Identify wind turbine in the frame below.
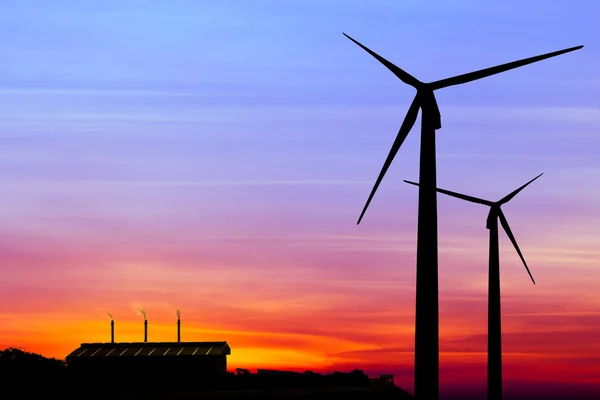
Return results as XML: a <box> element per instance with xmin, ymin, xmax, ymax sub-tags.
<box><xmin>404</xmin><ymin>173</ymin><xmax>542</xmax><ymax>400</ymax></box>
<box><xmin>343</xmin><ymin>32</ymin><xmax>582</xmax><ymax>400</ymax></box>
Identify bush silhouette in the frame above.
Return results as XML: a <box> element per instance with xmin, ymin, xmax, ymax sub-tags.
<box><xmin>0</xmin><ymin>347</ymin><xmax>65</xmax><ymax>368</ymax></box>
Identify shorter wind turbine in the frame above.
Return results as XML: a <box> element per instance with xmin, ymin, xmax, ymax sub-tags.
<box><xmin>404</xmin><ymin>173</ymin><xmax>542</xmax><ymax>400</ymax></box>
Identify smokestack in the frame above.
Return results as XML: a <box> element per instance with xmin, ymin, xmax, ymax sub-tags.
<box><xmin>177</xmin><ymin>310</ymin><xmax>181</xmax><ymax>342</ymax></box>
<box><xmin>138</xmin><ymin>308</ymin><xmax>147</xmax><ymax>342</ymax></box>
<box><xmin>107</xmin><ymin>313</ymin><xmax>114</xmax><ymax>343</ymax></box>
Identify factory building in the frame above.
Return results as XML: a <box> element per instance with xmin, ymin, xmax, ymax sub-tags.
<box><xmin>66</xmin><ymin>312</ymin><xmax>231</xmax><ymax>375</ymax></box>
<box><xmin>66</xmin><ymin>341</ymin><xmax>230</xmax><ymax>373</ymax></box>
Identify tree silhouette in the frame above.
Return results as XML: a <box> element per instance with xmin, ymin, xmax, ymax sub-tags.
<box><xmin>0</xmin><ymin>347</ymin><xmax>65</xmax><ymax>368</ymax></box>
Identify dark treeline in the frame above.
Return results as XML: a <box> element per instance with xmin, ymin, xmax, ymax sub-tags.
<box><xmin>1</xmin><ymin>348</ymin><xmax>411</xmax><ymax>398</ymax></box>
<box><xmin>0</xmin><ymin>347</ymin><xmax>65</xmax><ymax>368</ymax></box>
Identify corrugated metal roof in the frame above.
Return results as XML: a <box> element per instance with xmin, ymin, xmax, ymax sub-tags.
<box><xmin>66</xmin><ymin>341</ymin><xmax>230</xmax><ymax>360</ymax></box>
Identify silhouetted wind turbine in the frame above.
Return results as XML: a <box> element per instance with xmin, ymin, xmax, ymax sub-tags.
<box><xmin>405</xmin><ymin>173</ymin><xmax>542</xmax><ymax>400</ymax></box>
<box><xmin>343</xmin><ymin>32</ymin><xmax>582</xmax><ymax>400</ymax></box>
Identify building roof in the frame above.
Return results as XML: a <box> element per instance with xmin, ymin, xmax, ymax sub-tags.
<box><xmin>66</xmin><ymin>341</ymin><xmax>230</xmax><ymax>360</ymax></box>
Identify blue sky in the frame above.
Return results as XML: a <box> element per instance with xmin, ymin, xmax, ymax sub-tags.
<box><xmin>0</xmin><ymin>0</ymin><xmax>597</xmax><ymax>249</ymax></box>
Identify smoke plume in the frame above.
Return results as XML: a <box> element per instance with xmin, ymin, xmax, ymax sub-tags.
<box><xmin>138</xmin><ymin>308</ymin><xmax>147</xmax><ymax>319</ymax></box>
<box><xmin>176</xmin><ymin>309</ymin><xmax>180</xmax><ymax>319</ymax></box>
<box><xmin>107</xmin><ymin>313</ymin><xmax>113</xmax><ymax>321</ymax></box>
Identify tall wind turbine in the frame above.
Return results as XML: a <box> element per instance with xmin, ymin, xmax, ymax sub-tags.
<box><xmin>343</xmin><ymin>32</ymin><xmax>582</xmax><ymax>400</ymax></box>
<box><xmin>405</xmin><ymin>173</ymin><xmax>542</xmax><ymax>400</ymax></box>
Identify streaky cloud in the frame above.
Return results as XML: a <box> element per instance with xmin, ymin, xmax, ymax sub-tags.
<box><xmin>0</xmin><ymin>179</ymin><xmax>372</xmax><ymax>191</ymax></box>
<box><xmin>0</xmin><ymin>88</ymin><xmax>207</xmax><ymax>97</ymax></box>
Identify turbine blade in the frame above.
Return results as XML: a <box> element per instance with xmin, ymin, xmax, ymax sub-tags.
<box><xmin>498</xmin><ymin>173</ymin><xmax>543</xmax><ymax>205</ymax></box>
<box><xmin>343</xmin><ymin>33</ymin><xmax>422</xmax><ymax>88</ymax></box>
<box><xmin>498</xmin><ymin>210</ymin><xmax>536</xmax><ymax>285</ymax></box>
<box><xmin>357</xmin><ymin>96</ymin><xmax>421</xmax><ymax>224</ymax></box>
<box><xmin>429</xmin><ymin>45</ymin><xmax>584</xmax><ymax>90</ymax></box>
<box><xmin>403</xmin><ymin>180</ymin><xmax>494</xmax><ymax>206</ymax></box>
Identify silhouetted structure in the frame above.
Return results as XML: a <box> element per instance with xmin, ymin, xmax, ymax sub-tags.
<box><xmin>107</xmin><ymin>312</ymin><xmax>115</xmax><ymax>343</ymax></box>
<box><xmin>177</xmin><ymin>309</ymin><xmax>181</xmax><ymax>342</ymax></box>
<box><xmin>67</xmin><ymin>310</ymin><xmax>231</xmax><ymax>373</ymax></box>
<box><xmin>66</xmin><ymin>341</ymin><xmax>231</xmax><ymax>373</ymax></box>
<box><xmin>137</xmin><ymin>308</ymin><xmax>148</xmax><ymax>342</ymax></box>
<box><xmin>405</xmin><ymin>174</ymin><xmax>541</xmax><ymax>400</ymax></box>
<box><xmin>343</xmin><ymin>32</ymin><xmax>582</xmax><ymax>400</ymax></box>
<box><xmin>371</xmin><ymin>374</ymin><xmax>396</xmax><ymax>387</ymax></box>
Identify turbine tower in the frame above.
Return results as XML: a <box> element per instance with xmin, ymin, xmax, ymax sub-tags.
<box><xmin>343</xmin><ymin>32</ymin><xmax>581</xmax><ymax>400</ymax></box>
<box><xmin>405</xmin><ymin>173</ymin><xmax>542</xmax><ymax>400</ymax></box>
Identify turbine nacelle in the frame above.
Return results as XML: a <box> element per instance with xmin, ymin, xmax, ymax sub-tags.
<box><xmin>486</xmin><ymin>207</ymin><xmax>500</xmax><ymax>230</ymax></box>
<box><xmin>417</xmin><ymin>89</ymin><xmax>441</xmax><ymax>130</ymax></box>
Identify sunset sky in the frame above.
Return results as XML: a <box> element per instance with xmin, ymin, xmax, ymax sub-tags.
<box><xmin>0</xmin><ymin>1</ymin><xmax>599</xmax><ymax>399</ymax></box>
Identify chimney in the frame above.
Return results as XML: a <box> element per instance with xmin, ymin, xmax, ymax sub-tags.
<box><xmin>144</xmin><ymin>319</ymin><xmax>148</xmax><ymax>342</ymax></box>
<box><xmin>177</xmin><ymin>318</ymin><xmax>181</xmax><ymax>342</ymax></box>
<box><xmin>111</xmin><ymin>320</ymin><xmax>115</xmax><ymax>343</ymax></box>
